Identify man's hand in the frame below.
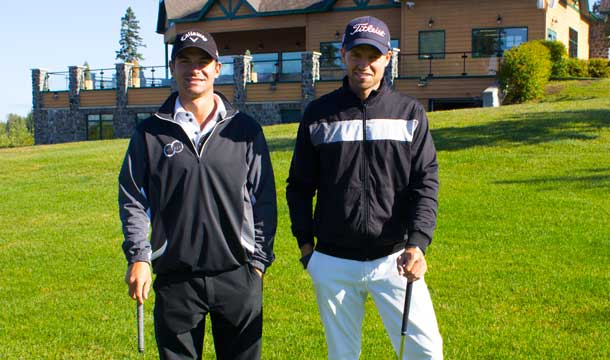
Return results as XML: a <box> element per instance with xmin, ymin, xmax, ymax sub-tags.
<box><xmin>299</xmin><ymin>243</ymin><xmax>314</xmax><ymax>269</ymax></box>
<box><xmin>125</xmin><ymin>261</ymin><xmax>152</xmax><ymax>304</ymax></box>
<box><xmin>253</xmin><ymin>267</ymin><xmax>264</xmax><ymax>278</ymax></box>
<box><xmin>397</xmin><ymin>247</ymin><xmax>427</xmax><ymax>282</ymax></box>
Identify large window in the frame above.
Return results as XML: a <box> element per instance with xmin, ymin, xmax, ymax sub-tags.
<box><xmin>472</xmin><ymin>27</ymin><xmax>528</xmax><ymax>57</ymax></box>
<box><xmin>569</xmin><ymin>28</ymin><xmax>578</xmax><ymax>58</ymax></box>
<box><xmin>87</xmin><ymin>114</ymin><xmax>114</xmax><ymax>140</ymax></box>
<box><xmin>419</xmin><ymin>31</ymin><xmax>445</xmax><ymax>59</ymax></box>
<box><xmin>218</xmin><ymin>56</ymin><xmax>234</xmax><ymax>84</ymax></box>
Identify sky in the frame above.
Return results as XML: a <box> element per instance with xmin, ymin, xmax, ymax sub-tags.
<box><xmin>0</xmin><ymin>1</ymin><xmax>166</xmax><ymax>121</ymax></box>
<box><xmin>0</xmin><ymin>1</ymin><xmax>600</xmax><ymax>122</ymax></box>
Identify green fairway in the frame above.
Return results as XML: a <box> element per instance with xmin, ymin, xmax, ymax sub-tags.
<box><xmin>0</xmin><ymin>80</ymin><xmax>609</xmax><ymax>359</ymax></box>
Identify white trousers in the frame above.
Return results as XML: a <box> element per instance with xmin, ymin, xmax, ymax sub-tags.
<box><xmin>307</xmin><ymin>250</ymin><xmax>443</xmax><ymax>360</ymax></box>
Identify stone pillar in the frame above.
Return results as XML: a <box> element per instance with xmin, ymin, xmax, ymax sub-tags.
<box><xmin>68</xmin><ymin>66</ymin><xmax>87</xmax><ymax>141</ymax></box>
<box><xmin>32</xmin><ymin>68</ymin><xmax>47</xmax><ymax>144</ymax></box>
<box><xmin>114</xmin><ymin>63</ymin><xmax>133</xmax><ymax>138</ymax></box>
<box><xmin>68</xmin><ymin>66</ymin><xmax>84</xmax><ymax>110</ymax></box>
<box><xmin>233</xmin><ymin>55</ymin><xmax>252</xmax><ymax>107</ymax></box>
<box><xmin>384</xmin><ymin>48</ymin><xmax>400</xmax><ymax>88</ymax></box>
<box><xmin>301</xmin><ymin>51</ymin><xmax>321</xmax><ymax>112</ymax></box>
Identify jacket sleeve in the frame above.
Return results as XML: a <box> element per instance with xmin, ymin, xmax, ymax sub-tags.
<box><xmin>406</xmin><ymin>104</ymin><xmax>439</xmax><ymax>253</ymax></box>
<box><xmin>247</xmin><ymin>129</ymin><xmax>278</xmax><ymax>273</ymax></box>
<box><xmin>118</xmin><ymin>130</ymin><xmax>152</xmax><ymax>264</ymax></box>
<box><xmin>286</xmin><ymin>106</ymin><xmax>318</xmax><ymax>249</ymax></box>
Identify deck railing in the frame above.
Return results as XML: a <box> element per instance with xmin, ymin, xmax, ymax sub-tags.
<box><xmin>398</xmin><ymin>51</ymin><xmax>501</xmax><ymax>78</ymax></box>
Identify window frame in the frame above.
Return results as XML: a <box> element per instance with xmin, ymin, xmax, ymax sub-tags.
<box><xmin>471</xmin><ymin>27</ymin><xmax>528</xmax><ymax>58</ymax></box>
<box><xmin>418</xmin><ymin>30</ymin><xmax>446</xmax><ymax>59</ymax></box>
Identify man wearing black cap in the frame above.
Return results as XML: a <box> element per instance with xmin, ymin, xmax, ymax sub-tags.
<box><xmin>287</xmin><ymin>16</ymin><xmax>443</xmax><ymax>359</ymax></box>
<box><xmin>119</xmin><ymin>30</ymin><xmax>277</xmax><ymax>359</ymax></box>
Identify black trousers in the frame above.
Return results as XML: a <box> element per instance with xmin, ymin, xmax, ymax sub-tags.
<box><xmin>153</xmin><ymin>264</ymin><xmax>263</xmax><ymax>360</ymax></box>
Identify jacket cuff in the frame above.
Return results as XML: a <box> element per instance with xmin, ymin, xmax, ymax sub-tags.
<box><xmin>296</xmin><ymin>235</ymin><xmax>315</xmax><ymax>249</ymax></box>
<box><xmin>407</xmin><ymin>231</ymin><xmax>431</xmax><ymax>254</ymax></box>
<box><xmin>250</xmin><ymin>260</ymin><xmax>266</xmax><ymax>273</ymax></box>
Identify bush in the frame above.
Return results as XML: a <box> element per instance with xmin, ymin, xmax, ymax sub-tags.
<box><xmin>0</xmin><ymin>114</ymin><xmax>34</xmax><ymax>148</ymax></box>
<box><xmin>587</xmin><ymin>59</ymin><xmax>610</xmax><ymax>78</ymax></box>
<box><xmin>565</xmin><ymin>58</ymin><xmax>589</xmax><ymax>78</ymax></box>
<box><xmin>499</xmin><ymin>41</ymin><xmax>552</xmax><ymax>104</ymax></box>
<box><xmin>536</xmin><ymin>40</ymin><xmax>568</xmax><ymax>78</ymax></box>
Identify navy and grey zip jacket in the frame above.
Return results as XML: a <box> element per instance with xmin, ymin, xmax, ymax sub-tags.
<box><xmin>119</xmin><ymin>91</ymin><xmax>277</xmax><ymax>275</ymax></box>
<box><xmin>286</xmin><ymin>77</ymin><xmax>439</xmax><ymax>260</ymax></box>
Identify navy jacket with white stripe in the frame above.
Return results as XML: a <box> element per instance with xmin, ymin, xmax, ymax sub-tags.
<box><xmin>286</xmin><ymin>77</ymin><xmax>439</xmax><ymax>260</ymax></box>
<box><xmin>119</xmin><ymin>91</ymin><xmax>277</xmax><ymax>275</ymax></box>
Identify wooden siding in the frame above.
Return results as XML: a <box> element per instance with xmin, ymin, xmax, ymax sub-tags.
<box><xmin>128</xmin><ymin>88</ymin><xmax>172</xmax><ymax>106</ymax></box>
<box><xmin>314</xmin><ymin>81</ymin><xmax>342</xmax><ymax>97</ymax></box>
<box><xmin>80</xmin><ymin>90</ymin><xmax>116</xmax><ymax>107</ymax></box>
<box><xmin>206</xmin><ymin>1</ymin><xmax>227</xmax><ymax>18</ymax></box>
<box><xmin>394</xmin><ymin>77</ymin><xmax>495</xmax><ymax>110</ymax></box>
<box><xmin>307</xmin><ymin>8</ymin><xmax>401</xmax><ymax>51</ymax></box>
<box><xmin>247</xmin><ymin>82</ymin><xmax>301</xmax><ymax>102</ymax></box>
<box><xmin>42</xmin><ymin>91</ymin><xmax>69</xmax><ymax>108</ymax></box>
<box><xmin>215</xmin><ymin>84</ymin><xmax>234</xmax><ymax>101</ymax></box>
<box><xmin>546</xmin><ymin>2</ymin><xmax>590</xmax><ymax>58</ymax></box>
<box><xmin>402</xmin><ymin>0</ymin><xmax>546</xmax><ymax>54</ymax></box>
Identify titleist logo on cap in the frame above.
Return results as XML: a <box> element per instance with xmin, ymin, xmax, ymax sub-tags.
<box><xmin>181</xmin><ymin>31</ymin><xmax>208</xmax><ymax>43</ymax></box>
<box><xmin>349</xmin><ymin>23</ymin><xmax>386</xmax><ymax>37</ymax></box>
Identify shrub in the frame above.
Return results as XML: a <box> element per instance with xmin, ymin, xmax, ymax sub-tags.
<box><xmin>0</xmin><ymin>114</ymin><xmax>34</xmax><ymax>148</ymax></box>
<box><xmin>587</xmin><ymin>59</ymin><xmax>610</xmax><ymax>78</ymax></box>
<box><xmin>499</xmin><ymin>41</ymin><xmax>552</xmax><ymax>104</ymax></box>
<box><xmin>536</xmin><ymin>40</ymin><xmax>569</xmax><ymax>78</ymax></box>
<box><xmin>565</xmin><ymin>58</ymin><xmax>589</xmax><ymax>78</ymax></box>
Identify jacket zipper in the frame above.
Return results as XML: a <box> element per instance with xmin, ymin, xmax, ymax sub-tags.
<box><xmin>362</xmin><ymin>102</ymin><xmax>369</xmax><ymax>238</ymax></box>
<box><xmin>154</xmin><ymin>112</ymin><xmax>237</xmax><ymax>159</ymax></box>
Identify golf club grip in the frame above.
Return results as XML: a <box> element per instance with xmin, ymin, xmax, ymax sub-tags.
<box><xmin>400</xmin><ymin>281</ymin><xmax>413</xmax><ymax>336</ymax></box>
<box><xmin>137</xmin><ymin>302</ymin><xmax>144</xmax><ymax>353</ymax></box>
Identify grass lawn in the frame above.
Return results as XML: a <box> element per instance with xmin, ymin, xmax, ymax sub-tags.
<box><xmin>0</xmin><ymin>80</ymin><xmax>609</xmax><ymax>359</ymax></box>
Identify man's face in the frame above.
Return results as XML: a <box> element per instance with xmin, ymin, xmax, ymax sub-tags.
<box><xmin>341</xmin><ymin>44</ymin><xmax>390</xmax><ymax>98</ymax></box>
<box><xmin>170</xmin><ymin>47</ymin><xmax>221</xmax><ymax>99</ymax></box>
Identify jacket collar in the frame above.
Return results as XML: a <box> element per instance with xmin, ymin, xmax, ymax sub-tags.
<box><xmin>155</xmin><ymin>91</ymin><xmax>238</xmax><ymax>122</ymax></box>
<box><xmin>341</xmin><ymin>75</ymin><xmax>389</xmax><ymax>105</ymax></box>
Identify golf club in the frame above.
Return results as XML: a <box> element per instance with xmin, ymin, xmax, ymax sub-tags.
<box><xmin>137</xmin><ymin>302</ymin><xmax>144</xmax><ymax>353</ymax></box>
<box><xmin>398</xmin><ymin>281</ymin><xmax>413</xmax><ymax>360</ymax></box>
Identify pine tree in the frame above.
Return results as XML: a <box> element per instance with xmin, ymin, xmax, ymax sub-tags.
<box><xmin>116</xmin><ymin>7</ymin><xmax>146</xmax><ymax>63</ymax></box>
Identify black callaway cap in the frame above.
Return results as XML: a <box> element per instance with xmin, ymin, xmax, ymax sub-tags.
<box><xmin>342</xmin><ymin>16</ymin><xmax>391</xmax><ymax>54</ymax></box>
<box><xmin>171</xmin><ymin>31</ymin><xmax>219</xmax><ymax>61</ymax></box>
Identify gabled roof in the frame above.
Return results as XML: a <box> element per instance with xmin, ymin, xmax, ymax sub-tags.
<box><xmin>156</xmin><ymin>0</ymin><xmax>399</xmax><ymax>33</ymax></box>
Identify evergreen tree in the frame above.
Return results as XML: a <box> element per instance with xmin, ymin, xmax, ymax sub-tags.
<box><xmin>116</xmin><ymin>7</ymin><xmax>146</xmax><ymax>63</ymax></box>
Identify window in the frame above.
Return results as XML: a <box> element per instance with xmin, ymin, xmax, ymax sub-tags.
<box><xmin>419</xmin><ymin>31</ymin><xmax>445</xmax><ymax>59</ymax></box>
<box><xmin>569</xmin><ymin>28</ymin><xmax>578</xmax><ymax>58</ymax></box>
<box><xmin>87</xmin><ymin>114</ymin><xmax>114</xmax><ymax>140</ymax></box>
<box><xmin>547</xmin><ymin>29</ymin><xmax>557</xmax><ymax>41</ymax></box>
<box><xmin>218</xmin><ymin>56</ymin><xmax>234</xmax><ymax>84</ymax></box>
<box><xmin>472</xmin><ymin>27</ymin><xmax>528</xmax><ymax>57</ymax></box>
<box><xmin>281</xmin><ymin>52</ymin><xmax>303</xmax><ymax>75</ymax></box>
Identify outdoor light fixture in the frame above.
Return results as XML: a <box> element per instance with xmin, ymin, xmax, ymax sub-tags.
<box><xmin>335</xmin><ymin>31</ymin><xmax>341</xmax><ymax>39</ymax></box>
<box><xmin>496</xmin><ymin>15</ymin><xmax>502</xmax><ymax>24</ymax></box>
<box><xmin>428</xmin><ymin>18</ymin><xmax>434</xmax><ymax>27</ymax></box>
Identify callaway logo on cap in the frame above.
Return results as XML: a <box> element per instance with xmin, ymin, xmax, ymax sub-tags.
<box><xmin>171</xmin><ymin>30</ymin><xmax>220</xmax><ymax>61</ymax></box>
<box><xmin>342</xmin><ymin>16</ymin><xmax>391</xmax><ymax>54</ymax></box>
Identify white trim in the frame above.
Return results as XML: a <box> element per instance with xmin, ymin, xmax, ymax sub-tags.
<box><xmin>309</xmin><ymin>119</ymin><xmax>419</xmax><ymax>145</ymax></box>
<box><xmin>241</xmin><ymin>236</ymin><xmax>255</xmax><ymax>253</ymax></box>
<box><xmin>150</xmin><ymin>240</ymin><xmax>168</xmax><ymax>261</ymax></box>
